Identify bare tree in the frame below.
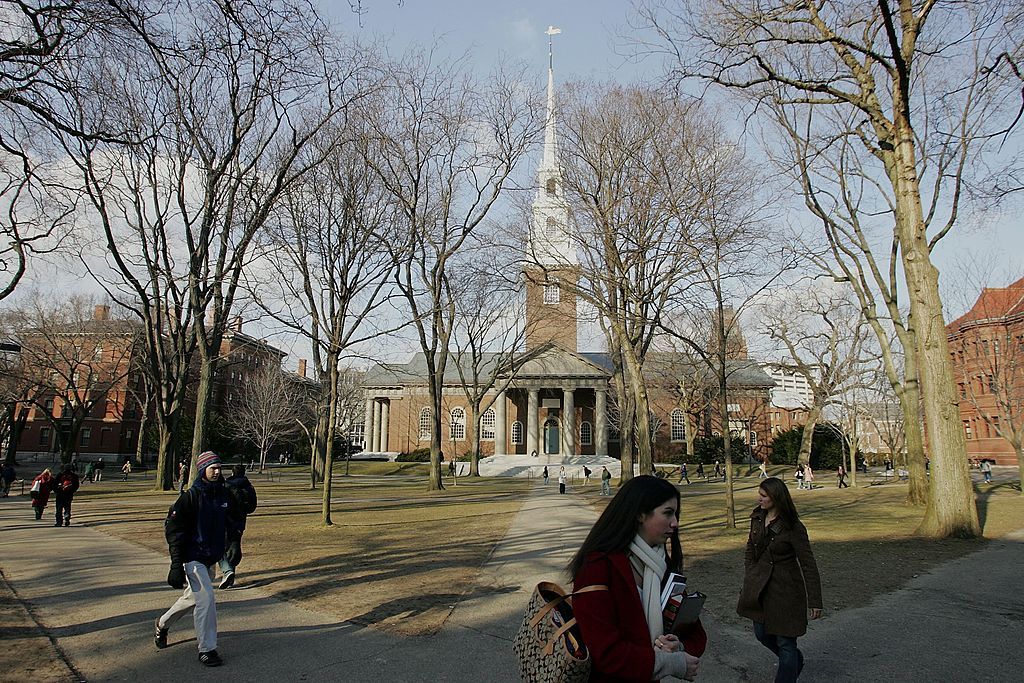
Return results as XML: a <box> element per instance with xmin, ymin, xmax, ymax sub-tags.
<box><xmin>363</xmin><ymin>53</ymin><xmax>542</xmax><ymax>491</ymax></box>
<box><xmin>634</xmin><ymin>0</ymin><xmax>1024</xmax><ymax>536</ymax></box>
<box><xmin>227</xmin><ymin>364</ymin><xmax>298</xmax><ymax>471</ymax></box>
<box><xmin>760</xmin><ymin>284</ymin><xmax>875</xmax><ymax>467</ymax></box>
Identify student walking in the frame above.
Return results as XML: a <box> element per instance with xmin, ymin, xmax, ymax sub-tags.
<box><xmin>542</xmin><ymin>466</ymin><xmax>549</xmax><ymax>485</ymax></box>
<box><xmin>52</xmin><ymin>464</ymin><xmax>80</xmax><ymax>527</ymax></box>
<box><xmin>836</xmin><ymin>465</ymin><xmax>849</xmax><ymax>489</ymax></box>
<box><xmin>558</xmin><ymin>466</ymin><xmax>567</xmax><ymax>494</ymax></box>
<box><xmin>678</xmin><ymin>462</ymin><xmax>690</xmax><ymax>485</ymax></box>
<box><xmin>569</xmin><ymin>476</ymin><xmax>703</xmax><ymax>681</ymax></box>
<box><xmin>121</xmin><ymin>459</ymin><xmax>133</xmax><ymax>481</ymax></box>
<box><xmin>600</xmin><ymin>466</ymin><xmax>612</xmax><ymax>496</ymax></box>
<box><xmin>795</xmin><ymin>465</ymin><xmax>805</xmax><ymax>490</ymax></box>
<box><xmin>696</xmin><ymin>462</ymin><xmax>705</xmax><ymax>479</ymax></box>
<box><xmin>218</xmin><ymin>465</ymin><xmax>257</xmax><ymax>589</ymax></box>
<box><xmin>156</xmin><ymin>451</ymin><xmax>241</xmax><ymax>667</ymax></box>
<box><xmin>981</xmin><ymin>459</ymin><xmax>993</xmax><ymax>483</ymax></box>
<box><xmin>738</xmin><ymin>477</ymin><xmax>823</xmax><ymax>682</ymax></box>
<box><xmin>29</xmin><ymin>469</ymin><xmax>54</xmax><ymax>520</ymax></box>
<box><xmin>758</xmin><ymin>461</ymin><xmax>769</xmax><ymax>479</ymax></box>
<box><xmin>583</xmin><ymin>466</ymin><xmax>592</xmax><ymax>486</ymax></box>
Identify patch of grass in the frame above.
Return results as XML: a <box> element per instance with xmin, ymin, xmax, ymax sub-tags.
<box><xmin>578</xmin><ymin>473</ymin><xmax>1023</xmax><ymax>628</ymax></box>
<box><xmin>75</xmin><ymin>473</ymin><xmax>531</xmax><ymax>636</ymax></box>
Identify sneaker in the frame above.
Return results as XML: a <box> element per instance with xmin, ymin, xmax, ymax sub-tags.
<box><xmin>199</xmin><ymin>650</ymin><xmax>223</xmax><ymax>667</ymax></box>
<box><xmin>218</xmin><ymin>572</ymin><xmax>235</xmax><ymax>589</ymax></box>
<box><xmin>154</xmin><ymin>619</ymin><xmax>168</xmax><ymax>649</ymax></box>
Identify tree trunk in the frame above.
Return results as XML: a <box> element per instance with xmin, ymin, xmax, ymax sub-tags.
<box><xmin>720</xmin><ymin>371</ymin><xmax>736</xmax><ymax>529</ymax></box>
<box><xmin>1015</xmin><ymin>443</ymin><xmax>1024</xmax><ymax>497</ymax></box>
<box><xmin>622</xmin><ymin>346</ymin><xmax>654</xmax><ymax>474</ymax></box>
<box><xmin>428</xmin><ymin>377</ymin><xmax>444</xmax><ymax>491</ymax></box>
<box><xmin>900</xmin><ymin>380</ymin><xmax>928</xmax><ymax>506</ymax></box>
<box><xmin>188</xmin><ymin>354</ymin><xmax>216</xmax><ymax>485</ymax></box>
<box><xmin>134</xmin><ymin>408</ymin><xmax>148</xmax><ymax>466</ymax></box>
<box><xmin>321</xmin><ymin>365</ymin><xmax>340</xmax><ymax>525</ymax></box>
<box><xmin>797</xmin><ymin>404</ymin><xmax>822</xmax><ymax>466</ymax></box>
<box><xmin>154</xmin><ymin>420</ymin><xmax>175</xmax><ymax>491</ymax></box>
<box><xmin>469</xmin><ymin>400</ymin><xmax>481</xmax><ymax>477</ymax></box>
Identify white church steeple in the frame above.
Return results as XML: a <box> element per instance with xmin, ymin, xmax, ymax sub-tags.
<box><xmin>530</xmin><ymin>26</ymin><xmax>575</xmax><ymax>267</ymax></box>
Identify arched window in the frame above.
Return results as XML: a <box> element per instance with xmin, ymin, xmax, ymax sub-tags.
<box><xmin>545</xmin><ymin>216</ymin><xmax>559</xmax><ymax>237</ymax></box>
<box><xmin>671</xmin><ymin>409</ymin><xmax>685</xmax><ymax>442</ymax></box>
<box><xmin>580</xmin><ymin>421</ymin><xmax>593</xmax><ymax>446</ymax></box>
<box><xmin>419</xmin><ymin>407</ymin><xmax>431</xmax><ymax>440</ymax></box>
<box><xmin>546</xmin><ymin>178</ymin><xmax>557</xmax><ymax>195</ymax></box>
<box><xmin>544</xmin><ymin>279</ymin><xmax>560</xmax><ymax>305</ymax></box>
<box><xmin>511</xmin><ymin>420</ymin><xmax>524</xmax><ymax>445</ymax></box>
<box><xmin>450</xmin><ymin>407</ymin><xmax>466</xmax><ymax>441</ymax></box>
<box><xmin>482</xmin><ymin>408</ymin><xmax>495</xmax><ymax>440</ymax></box>
<box><xmin>750</xmin><ymin>431</ymin><xmax>758</xmax><ymax>447</ymax></box>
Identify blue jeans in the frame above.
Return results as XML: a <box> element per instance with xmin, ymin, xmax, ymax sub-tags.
<box><xmin>600</xmin><ymin>480</ymin><xmax>612</xmax><ymax>496</ymax></box>
<box><xmin>753</xmin><ymin>622</ymin><xmax>803</xmax><ymax>682</ymax></box>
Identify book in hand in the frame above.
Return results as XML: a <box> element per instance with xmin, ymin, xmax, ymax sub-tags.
<box><xmin>663</xmin><ymin>591</ymin><xmax>706</xmax><ymax>634</ymax></box>
<box><xmin>660</xmin><ymin>573</ymin><xmax>687</xmax><ymax>611</ymax></box>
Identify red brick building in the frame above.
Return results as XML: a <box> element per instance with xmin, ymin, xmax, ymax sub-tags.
<box><xmin>947</xmin><ymin>275</ymin><xmax>1024</xmax><ymax>465</ymax></box>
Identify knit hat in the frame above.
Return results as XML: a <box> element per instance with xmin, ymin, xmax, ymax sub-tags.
<box><xmin>196</xmin><ymin>451</ymin><xmax>222</xmax><ymax>472</ymax></box>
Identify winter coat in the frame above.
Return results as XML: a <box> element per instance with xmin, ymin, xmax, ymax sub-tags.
<box><xmin>225</xmin><ymin>474</ymin><xmax>257</xmax><ymax>532</ymax></box>
<box><xmin>30</xmin><ymin>472</ymin><xmax>53</xmax><ymax>507</ymax></box>
<box><xmin>737</xmin><ymin>507</ymin><xmax>822</xmax><ymax>638</ymax></box>
<box><xmin>165</xmin><ymin>477</ymin><xmax>242</xmax><ymax>566</ymax></box>
<box><xmin>53</xmin><ymin>471</ymin><xmax>80</xmax><ymax>499</ymax></box>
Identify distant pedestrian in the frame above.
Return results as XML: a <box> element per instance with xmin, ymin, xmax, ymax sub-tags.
<box><xmin>981</xmin><ymin>459</ymin><xmax>993</xmax><ymax>483</ymax></box>
<box><xmin>600</xmin><ymin>466</ymin><xmax>612</xmax><ymax>496</ymax></box>
<box><xmin>156</xmin><ymin>451</ymin><xmax>241</xmax><ymax>667</ymax></box>
<box><xmin>804</xmin><ymin>465</ymin><xmax>815</xmax><ymax>490</ymax></box>
<box><xmin>836</xmin><ymin>465</ymin><xmax>849</xmax><ymax>489</ymax></box>
<box><xmin>84</xmin><ymin>461</ymin><xmax>95</xmax><ymax>483</ymax></box>
<box><xmin>714</xmin><ymin>460</ymin><xmax>723</xmax><ymax>480</ymax></box>
<box><xmin>696</xmin><ymin>462</ymin><xmax>705</xmax><ymax>479</ymax></box>
<box><xmin>678</xmin><ymin>462</ymin><xmax>690</xmax><ymax>485</ymax></box>
<box><xmin>219</xmin><ymin>465</ymin><xmax>257</xmax><ymax>589</ymax></box>
<box><xmin>178</xmin><ymin>460</ymin><xmax>189</xmax><ymax>493</ymax></box>
<box><xmin>583</xmin><ymin>466</ymin><xmax>592</xmax><ymax>486</ymax></box>
<box><xmin>558</xmin><ymin>466</ymin><xmax>567</xmax><ymax>494</ymax></box>
<box><xmin>542</xmin><ymin>466</ymin><xmax>549</xmax><ymax>485</ymax></box>
<box><xmin>70</xmin><ymin>456</ymin><xmax>79</xmax><ymax>473</ymax></box>
<box><xmin>94</xmin><ymin>458</ymin><xmax>105</xmax><ymax>482</ymax></box>
<box><xmin>1</xmin><ymin>463</ymin><xmax>15</xmax><ymax>497</ymax></box>
<box><xmin>30</xmin><ymin>468</ymin><xmax>54</xmax><ymax>520</ymax></box>
<box><xmin>122</xmin><ymin>459</ymin><xmax>133</xmax><ymax>481</ymax></box>
<box><xmin>738</xmin><ymin>477</ymin><xmax>823</xmax><ymax>682</ymax></box>
<box><xmin>795</xmin><ymin>465</ymin><xmax>805</xmax><ymax>490</ymax></box>
<box><xmin>53</xmin><ymin>464</ymin><xmax>80</xmax><ymax>527</ymax></box>
<box><xmin>758</xmin><ymin>461</ymin><xmax>768</xmax><ymax>479</ymax></box>
<box><xmin>448</xmin><ymin>458</ymin><xmax>456</xmax><ymax>476</ymax></box>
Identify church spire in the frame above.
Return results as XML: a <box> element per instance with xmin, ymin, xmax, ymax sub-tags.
<box><xmin>541</xmin><ymin>26</ymin><xmax>561</xmax><ymax>175</ymax></box>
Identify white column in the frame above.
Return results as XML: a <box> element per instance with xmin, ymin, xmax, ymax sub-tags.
<box><xmin>561</xmin><ymin>386</ymin><xmax>575</xmax><ymax>458</ymax></box>
<box><xmin>494</xmin><ymin>390</ymin><xmax>507</xmax><ymax>456</ymax></box>
<box><xmin>527</xmin><ymin>388</ymin><xmax>539</xmax><ymax>456</ymax></box>
<box><xmin>371</xmin><ymin>400</ymin><xmax>382</xmax><ymax>452</ymax></box>
<box><xmin>595</xmin><ymin>388</ymin><xmax>608</xmax><ymax>457</ymax></box>
<box><xmin>363</xmin><ymin>398</ymin><xmax>374</xmax><ymax>450</ymax></box>
<box><xmin>380</xmin><ymin>400</ymin><xmax>390</xmax><ymax>452</ymax></box>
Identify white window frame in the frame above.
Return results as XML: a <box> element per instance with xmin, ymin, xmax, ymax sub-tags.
<box><xmin>481</xmin><ymin>408</ymin><xmax>495</xmax><ymax>440</ymax></box>
<box><xmin>450</xmin><ymin>407</ymin><xmax>466</xmax><ymax>441</ymax></box>
<box><xmin>580</xmin><ymin>421</ymin><xmax>593</xmax><ymax>446</ymax></box>
<box><xmin>419</xmin><ymin>407</ymin><xmax>431</xmax><ymax>441</ymax></box>
<box><xmin>670</xmin><ymin>409</ymin><xmax>685</xmax><ymax>442</ymax></box>
<box><xmin>544</xmin><ymin>279</ymin><xmax>560</xmax><ymax>305</ymax></box>
<box><xmin>511</xmin><ymin>420</ymin><xmax>524</xmax><ymax>445</ymax></box>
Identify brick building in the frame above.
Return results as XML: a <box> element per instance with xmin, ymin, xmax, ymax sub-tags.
<box><xmin>947</xmin><ymin>275</ymin><xmax>1024</xmax><ymax>465</ymax></box>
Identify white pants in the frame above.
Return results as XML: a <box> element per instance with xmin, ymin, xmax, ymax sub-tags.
<box><xmin>159</xmin><ymin>561</ymin><xmax>218</xmax><ymax>652</ymax></box>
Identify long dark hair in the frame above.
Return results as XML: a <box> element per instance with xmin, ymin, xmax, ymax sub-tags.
<box><xmin>759</xmin><ymin>476</ymin><xmax>800</xmax><ymax>528</ymax></box>
<box><xmin>568</xmin><ymin>475</ymin><xmax>682</xmax><ymax>579</ymax></box>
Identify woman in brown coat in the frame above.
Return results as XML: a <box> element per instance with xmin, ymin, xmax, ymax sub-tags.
<box><xmin>737</xmin><ymin>477</ymin><xmax>822</xmax><ymax>682</ymax></box>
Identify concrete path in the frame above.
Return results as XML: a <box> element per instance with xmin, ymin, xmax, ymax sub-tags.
<box><xmin>2</xmin><ymin>482</ymin><xmax>1023</xmax><ymax>682</ymax></box>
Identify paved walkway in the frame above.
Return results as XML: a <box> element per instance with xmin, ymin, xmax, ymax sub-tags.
<box><xmin>1</xmin><ymin>482</ymin><xmax>1023</xmax><ymax>681</ymax></box>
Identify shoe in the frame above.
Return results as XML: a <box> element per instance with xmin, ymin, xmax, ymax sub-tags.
<box><xmin>64</xmin><ymin>521</ymin><xmax>70</xmax><ymax>527</ymax></box>
<box><xmin>218</xmin><ymin>572</ymin><xmax>235</xmax><ymax>589</ymax></box>
<box><xmin>54</xmin><ymin>522</ymin><xmax>62</xmax><ymax>527</ymax></box>
<box><xmin>154</xmin><ymin>619</ymin><xmax>168</xmax><ymax>649</ymax></box>
<box><xmin>199</xmin><ymin>650</ymin><xmax>223</xmax><ymax>667</ymax></box>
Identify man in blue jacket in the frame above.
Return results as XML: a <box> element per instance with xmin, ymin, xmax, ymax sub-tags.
<box><xmin>154</xmin><ymin>451</ymin><xmax>241</xmax><ymax>667</ymax></box>
<box><xmin>217</xmin><ymin>464</ymin><xmax>257</xmax><ymax>589</ymax></box>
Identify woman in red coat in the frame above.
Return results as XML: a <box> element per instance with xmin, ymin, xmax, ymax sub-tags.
<box><xmin>736</xmin><ymin>477</ymin><xmax>822</xmax><ymax>682</ymax></box>
<box><xmin>30</xmin><ymin>468</ymin><xmax>54</xmax><ymax>520</ymax></box>
<box><xmin>569</xmin><ymin>475</ymin><xmax>701</xmax><ymax>682</ymax></box>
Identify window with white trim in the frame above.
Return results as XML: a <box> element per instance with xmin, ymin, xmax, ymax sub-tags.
<box><xmin>544</xmin><ymin>279</ymin><xmax>560</xmax><ymax>305</ymax></box>
<box><xmin>670</xmin><ymin>409</ymin><xmax>685</xmax><ymax>442</ymax></box>
<box><xmin>482</xmin><ymin>408</ymin><xmax>495</xmax><ymax>440</ymax></box>
<box><xmin>545</xmin><ymin>216</ymin><xmax>559</xmax><ymax>237</ymax></box>
<box><xmin>419</xmin><ymin>408</ymin><xmax>431</xmax><ymax>440</ymax></box>
<box><xmin>450</xmin><ymin>407</ymin><xmax>466</xmax><ymax>441</ymax></box>
<box><xmin>511</xmin><ymin>420</ymin><xmax>524</xmax><ymax>445</ymax></box>
<box><xmin>750</xmin><ymin>431</ymin><xmax>758</xmax><ymax>446</ymax></box>
<box><xmin>580</xmin><ymin>421</ymin><xmax>592</xmax><ymax>446</ymax></box>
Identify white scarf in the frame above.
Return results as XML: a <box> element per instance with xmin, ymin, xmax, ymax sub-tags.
<box><xmin>629</xmin><ymin>535</ymin><xmax>667</xmax><ymax>645</ymax></box>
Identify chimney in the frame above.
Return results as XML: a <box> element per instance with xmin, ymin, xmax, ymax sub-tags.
<box><xmin>298</xmin><ymin>358</ymin><xmax>307</xmax><ymax>378</ymax></box>
<box><xmin>93</xmin><ymin>304</ymin><xmax>110</xmax><ymax>321</ymax></box>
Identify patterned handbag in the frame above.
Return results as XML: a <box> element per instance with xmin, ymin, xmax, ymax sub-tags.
<box><xmin>513</xmin><ymin>581</ymin><xmax>608</xmax><ymax>683</ymax></box>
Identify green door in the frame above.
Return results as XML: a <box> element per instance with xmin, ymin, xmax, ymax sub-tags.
<box><xmin>544</xmin><ymin>419</ymin><xmax>560</xmax><ymax>455</ymax></box>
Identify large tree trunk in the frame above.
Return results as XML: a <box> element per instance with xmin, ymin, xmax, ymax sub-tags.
<box><xmin>1016</xmin><ymin>444</ymin><xmax>1024</xmax><ymax>497</ymax></box>
<box><xmin>900</xmin><ymin>378</ymin><xmax>928</xmax><ymax>506</ymax></box>
<box><xmin>889</xmin><ymin>136</ymin><xmax>978</xmax><ymax>537</ymax></box>
<box><xmin>720</xmin><ymin>371</ymin><xmax>736</xmax><ymax>529</ymax></box>
<box><xmin>622</xmin><ymin>345</ymin><xmax>654</xmax><ymax>474</ymax></box>
<box><xmin>188</xmin><ymin>354</ymin><xmax>216</xmax><ymax>485</ymax></box>
<box><xmin>469</xmin><ymin>400</ymin><xmax>481</xmax><ymax>477</ymax></box>
<box><xmin>321</xmin><ymin>364</ymin><xmax>340</xmax><ymax>525</ymax></box>
<box><xmin>797</xmin><ymin>404</ymin><xmax>822</xmax><ymax>466</ymax></box>
<box><xmin>154</xmin><ymin>419</ymin><xmax>175</xmax><ymax>491</ymax></box>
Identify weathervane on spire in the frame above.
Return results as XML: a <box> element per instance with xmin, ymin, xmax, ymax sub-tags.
<box><xmin>546</xmin><ymin>26</ymin><xmax>561</xmax><ymax>70</ymax></box>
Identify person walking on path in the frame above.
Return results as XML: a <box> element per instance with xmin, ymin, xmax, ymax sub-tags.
<box><xmin>804</xmin><ymin>465</ymin><xmax>814</xmax><ymax>490</ymax></box>
<box><xmin>121</xmin><ymin>459</ymin><xmax>132</xmax><ymax>481</ymax></box>
<box><xmin>1</xmin><ymin>462</ymin><xmax>15</xmax><ymax>497</ymax></box>
<box><xmin>737</xmin><ymin>477</ymin><xmax>823</xmax><ymax>682</ymax></box>
<box><xmin>836</xmin><ymin>465</ymin><xmax>849</xmax><ymax>489</ymax></box>
<box><xmin>600</xmin><ymin>466</ymin><xmax>612</xmax><ymax>496</ymax></box>
<box><xmin>980</xmin><ymin>459</ymin><xmax>993</xmax><ymax>483</ymax></box>
<box><xmin>542</xmin><ymin>466</ymin><xmax>549</xmax><ymax>485</ymax></box>
<box><xmin>678</xmin><ymin>462</ymin><xmax>690</xmax><ymax>485</ymax></box>
<box><xmin>795</xmin><ymin>464</ymin><xmax>806</xmax><ymax>490</ymax></box>
<box><xmin>29</xmin><ymin>469</ymin><xmax>54</xmax><ymax>520</ymax></box>
<box><xmin>156</xmin><ymin>451</ymin><xmax>241</xmax><ymax>668</ymax></box>
<box><xmin>696</xmin><ymin>462</ymin><xmax>705</xmax><ymax>480</ymax></box>
<box><xmin>84</xmin><ymin>461</ymin><xmax>95</xmax><ymax>483</ymax></box>
<box><xmin>569</xmin><ymin>475</ymin><xmax>702</xmax><ymax>682</ymax></box>
<box><xmin>758</xmin><ymin>461</ymin><xmax>769</xmax><ymax>479</ymax></box>
<box><xmin>94</xmin><ymin>458</ymin><xmax>105</xmax><ymax>482</ymax></box>
<box><xmin>52</xmin><ymin>464</ymin><xmax>80</xmax><ymax>527</ymax></box>
<box><xmin>583</xmin><ymin>466</ymin><xmax>592</xmax><ymax>486</ymax></box>
<box><xmin>714</xmin><ymin>460</ymin><xmax>723</xmax><ymax>480</ymax></box>
<box><xmin>218</xmin><ymin>464</ymin><xmax>257</xmax><ymax>589</ymax></box>
<box><xmin>558</xmin><ymin>466</ymin><xmax>567</xmax><ymax>494</ymax></box>
<box><xmin>177</xmin><ymin>460</ymin><xmax>189</xmax><ymax>493</ymax></box>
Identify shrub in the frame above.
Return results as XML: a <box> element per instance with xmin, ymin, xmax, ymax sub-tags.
<box><xmin>769</xmin><ymin>424</ymin><xmax>845</xmax><ymax>470</ymax></box>
<box><xmin>691</xmin><ymin>435</ymin><xmax>748</xmax><ymax>464</ymax></box>
<box><xmin>396</xmin><ymin>448</ymin><xmax>431</xmax><ymax>462</ymax></box>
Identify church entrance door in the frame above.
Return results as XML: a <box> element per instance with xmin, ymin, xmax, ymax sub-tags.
<box><xmin>544</xmin><ymin>419</ymin><xmax>560</xmax><ymax>455</ymax></box>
